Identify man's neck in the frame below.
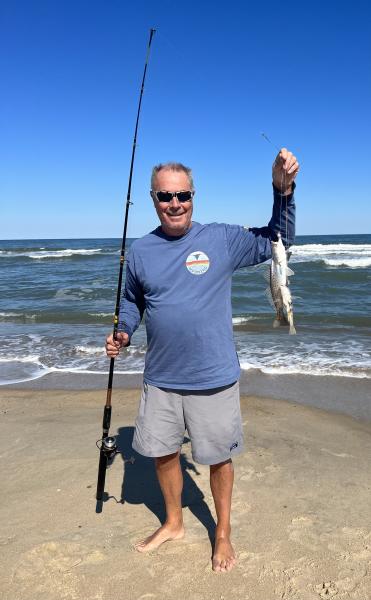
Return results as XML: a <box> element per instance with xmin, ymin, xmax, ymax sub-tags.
<box><xmin>160</xmin><ymin>222</ymin><xmax>193</xmax><ymax>238</ymax></box>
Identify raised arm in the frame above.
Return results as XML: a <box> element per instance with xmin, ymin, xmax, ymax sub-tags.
<box><xmin>225</xmin><ymin>148</ymin><xmax>299</xmax><ymax>270</ymax></box>
<box><xmin>269</xmin><ymin>147</ymin><xmax>299</xmax><ymax>247</ymax></box>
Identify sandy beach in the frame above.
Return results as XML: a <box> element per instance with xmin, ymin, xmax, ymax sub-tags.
<box><xmin>1</xmin><ymin>387</ymin><xmax>370</xmax><ymax>600</ymax></box>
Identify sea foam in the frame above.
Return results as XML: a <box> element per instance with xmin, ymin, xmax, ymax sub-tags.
<box><xmin>0</xmin><ymin>248</ymin><xmax>104</xmax><ymax>259</ymax></box>
<box><xmin>290</xmin><ymin>242</ymin><xmax>371</xmax><ymax>268</ymax></box>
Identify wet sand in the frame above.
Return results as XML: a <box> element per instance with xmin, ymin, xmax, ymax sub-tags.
<box><xmin>1</xmin><ymin>388</ymin><xmax>371</xmax><ymax>600</ymax></box>
<box><xmin>6</xmin><ymin>369</ymin><xmax>371</xmax><ymax>422</ymax></box>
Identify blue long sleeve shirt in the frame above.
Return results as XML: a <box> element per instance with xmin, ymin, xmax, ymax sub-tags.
<box><xmin>118</xmin><ymin>184</ymin><xmax>295</xmax><ymax>389</ymax></box>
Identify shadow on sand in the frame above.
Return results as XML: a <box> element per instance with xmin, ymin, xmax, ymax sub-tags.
<box><xmin>104</xmin><ymin>426</ymin><xmax>216</xmax><ymax>545</ymax></box>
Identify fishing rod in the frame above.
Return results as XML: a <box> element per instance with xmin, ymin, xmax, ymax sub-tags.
<box><xmin>261</xmin><ymin>131</ymin><xmax>281</xmax><ymax>152</ymax></box>
<box><xmin>95</xmin><ymin>28</ymin><xmax>156</xmax><ymax>514</ymax></box>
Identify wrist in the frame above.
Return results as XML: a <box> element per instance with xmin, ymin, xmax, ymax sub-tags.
<box><xmin>117</xmin><ymin>327</ymin><xmax>132</xmax><ymax>346</ymax></box>
<box><xmin>272</xmin><ymin>181</ymin><xmax>296</xmax><ymax>196</ymax></box>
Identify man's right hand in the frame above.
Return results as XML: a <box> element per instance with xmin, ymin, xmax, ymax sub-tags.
<box><xmin>105</xmin><ymin>332</ymin><xmax>130</xmax><ymax>357</ymax></box>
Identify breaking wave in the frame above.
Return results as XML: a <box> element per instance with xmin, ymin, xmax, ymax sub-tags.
<box><xmin>290</xmin><ymin>242</ymin><xmax>371</xmax><ymax>268</ymax></box>
<box><xmin>74</xmin><ymin>345</ymin><xmax>105</xmax><ymax>355</ymax></box>
<box><xmin>0</xmin><ymin>312</ymin><xmax>37</xmax><ymax>321</ymax></box>
<box><xmin>324</xmin><ymin>257</ymin><xmax>371</xmax><ymax>268</ymax></box>
<box><xmin>0</xmin><ymin>248</ymin><xmax>104</xmax><ymax>259</ymax></box>
<box><xmin>232</xmin><ymin>316</ymin><xmax>257</xmax><ymax>325</ymax></box>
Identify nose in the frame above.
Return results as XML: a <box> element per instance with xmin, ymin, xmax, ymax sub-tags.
<box><xmin>168</xmin><ymin>194</ymin><xmax>181</xmax><ymax>209</ymax></box>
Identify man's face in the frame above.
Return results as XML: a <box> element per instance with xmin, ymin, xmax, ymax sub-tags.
<box><xmin>151</xmin><ymin>169</ymin><xmax>193</xmax><ymax>237</ymax></box>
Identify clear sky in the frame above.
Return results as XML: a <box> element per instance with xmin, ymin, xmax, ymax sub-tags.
<box><xmin>1</xmin><ymin>0</ymin><xmax>370</xmax><ymax>239</ymax></box>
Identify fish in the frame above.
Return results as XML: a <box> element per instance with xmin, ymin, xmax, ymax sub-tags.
<box><xmin>265</xmin><ymin>233</ymin><xmax>296</xmax><ymax>334</ymax></box>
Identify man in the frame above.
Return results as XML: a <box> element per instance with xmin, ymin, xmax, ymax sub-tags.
<box><xmin>106</xmin><ymin>149</ymin><xmax>299</xmax><ymax>572</ymax></box>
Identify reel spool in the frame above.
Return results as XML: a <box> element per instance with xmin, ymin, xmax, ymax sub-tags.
<box><xmin>96</xmin><ymin>435</ymin><xmax>118</xmax><ymax>461</ymax></box>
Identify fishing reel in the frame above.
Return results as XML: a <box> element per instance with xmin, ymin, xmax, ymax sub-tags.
<box><xmin>96</xmin><ymin>435</ymin><xmax>118</xmax><ymax>462</ymax></box>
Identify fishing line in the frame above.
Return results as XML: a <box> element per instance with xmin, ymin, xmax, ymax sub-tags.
<box><xmin>286</xmin><ymin>170</ymin><xmax>288</xmax><ymax>248</ymax></box>
<box><xmin>261</xmin><ymin>132</ymin><xmax>281</xmax><ymax>152</ymax></box>
<box><xmin>95</xmin><ymin>28</ymin><xmax>156</xmax><ymax>514</ymax></box>
<box><xmin>283</xmin><ymin>162</ymin><xmax>288</xmax><ymax>249</ymax></box>
<box><xmin>155</xmin><ymin>30</ymin><xmax>210</xmax><ymax>89</ymax></box>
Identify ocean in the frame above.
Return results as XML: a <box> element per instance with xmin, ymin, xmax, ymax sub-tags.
<box><xmin>1</xmin><ymin>233</ymin><xmax>371</xmax><ymax>387</ymax></box>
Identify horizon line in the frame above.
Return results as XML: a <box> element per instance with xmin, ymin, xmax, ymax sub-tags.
<box><xmin>1</xmin><ymin>232</ymin><xmax>371</xmax><ymax>242</ymax></box>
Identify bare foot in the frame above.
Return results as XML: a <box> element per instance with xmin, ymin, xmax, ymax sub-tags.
<box><xmin>212</xmin><ymin>536</ymin><xmax>237</xmax><ymax>572</ymax></box>
<box><xmin>134</xmin><ymin>523</ymin><xmax>185</xmax><ymax>553</ymax></box>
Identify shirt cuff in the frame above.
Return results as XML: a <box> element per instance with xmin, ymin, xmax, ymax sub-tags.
<box><xmin>117</xmin><ymin>323</ymin><xmax>133</xmax><ymax>337</ymax></box>
<box><xmin>273</xmin><ymin>180</ymin><xmax>296</xmax><ymax>201</ymax></box>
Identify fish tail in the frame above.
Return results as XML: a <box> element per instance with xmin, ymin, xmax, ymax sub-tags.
<box><xmin>287</xmin><ymin>310</ymin><xmax>296</xmax><ymax>334</ymax></box>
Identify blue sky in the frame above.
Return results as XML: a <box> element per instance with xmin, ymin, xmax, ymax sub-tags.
<box><xmin>1</xmin><ymin>0</ymin><xmax>370</xmax><ymax>239</ymax></box>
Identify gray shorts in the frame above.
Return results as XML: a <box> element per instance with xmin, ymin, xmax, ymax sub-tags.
<box><xmin>132</xmin><ymin>381</ymin><xmax>244</xmax><ymax>465</ymax></box>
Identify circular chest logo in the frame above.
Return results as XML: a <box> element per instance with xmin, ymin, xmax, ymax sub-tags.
<box><xmin>185</xmin><ymin>251</ymin><xmax>210</xmax><ymax>275</ymax></box>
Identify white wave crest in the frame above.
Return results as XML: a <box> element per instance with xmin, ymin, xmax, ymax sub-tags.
<box><xmin>0</xmin><ymin>248</ymin><xmax>103</xmax><ymax>259</ymax></box>
<box><xmin>290</xmin><ymin>242</ymin><xmax>371</xmax><ymax>268</ymax></box>
<box><xmin>240</xmin><ymin>362</ymin><xmax>369</xmax><ymax>378</ymax></box>
<box><xmin>0</xmin><ymin>355</ymin><xmax>42</xmax><ymax>364</ymax></box>
<box><xmin>292</xmin><ymin>243</ymin><xmax>371</xmax><ymax>256</ymax></box>
<box><xmin>0</xmin><ymin>312</ymin><xmax>36</xmax><ymax>321</ymax></box>
<box><xmin>232</xmin><ymin>316</ymin><xmax>255</xmax><ymax>325</ymax></box>
<box><xmin>324</xmin><ymin>258</ymin><xmax>371</xmax><ymax>268</ymax></box>
<box><xmin>127</xmin><ymin>345</ymin><xmax>147</xmax><ymax>356</ymax></box>
<box><xmin>74</xmin><ymin>345</ymin><xmax>105</xmax><ymax>355</ymax></box>
<box><xmin>48</xmin><ymin>367</ymin><xmax>143</xmax><ymax>375</ymax></box>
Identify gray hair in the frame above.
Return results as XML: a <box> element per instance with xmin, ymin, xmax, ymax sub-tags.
<box><xmin>151</xmin><ymin>162</ymin><xmax>194</xmax><ymax>190</ymax></box>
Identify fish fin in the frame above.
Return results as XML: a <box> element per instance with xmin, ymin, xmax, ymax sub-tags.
<box><xmin>286</xmin><ymin>267</ymin><xmax>295</xmax><ymax>276</ymax></box>
<box><xmin>273</xmin><ymin>317</ymin><xmax>289</xmax><ymax>327</ymax></box>
<box><xmin>275</xmin><ymin>307</ymin><xmax>290</xmax><ymax>327</ymax></box>
<box><xmin>289</xmin><ymin>324</ymin><xmax>297</xmax><ymax>335</ymax></box>
<box><xmin>273</xmin><ymin>308</ymin><xmax>287</xmax><ymax>328</ymax></box>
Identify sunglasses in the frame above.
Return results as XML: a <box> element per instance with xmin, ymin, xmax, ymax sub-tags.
<box><xmin>151</xmin><ymin>190</ymin><xmax>195</xmax><ymax>203</ymax></box>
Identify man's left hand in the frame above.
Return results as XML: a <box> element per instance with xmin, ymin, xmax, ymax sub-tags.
<box><xmin>272</xmin><ymin>148</ymin><xmax>300</xmax><ymax>194</ymax></box>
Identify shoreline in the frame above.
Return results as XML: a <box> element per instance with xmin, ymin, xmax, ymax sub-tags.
<box><xmin>3</xmin><ymin>368</ymin><xmax>371</xmax><ymax>423</ymax></box>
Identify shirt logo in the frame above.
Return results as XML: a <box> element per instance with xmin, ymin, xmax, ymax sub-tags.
<box><xmin>185</xmin><ymin>251</ymin><xmax>210</xmax><ymax>275</ymax></box>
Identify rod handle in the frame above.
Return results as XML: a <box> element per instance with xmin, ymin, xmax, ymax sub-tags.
<box><xmin>96</xmin><ymin>448</ymin><xmax>108</xmax><ymax>504</ymax></box>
